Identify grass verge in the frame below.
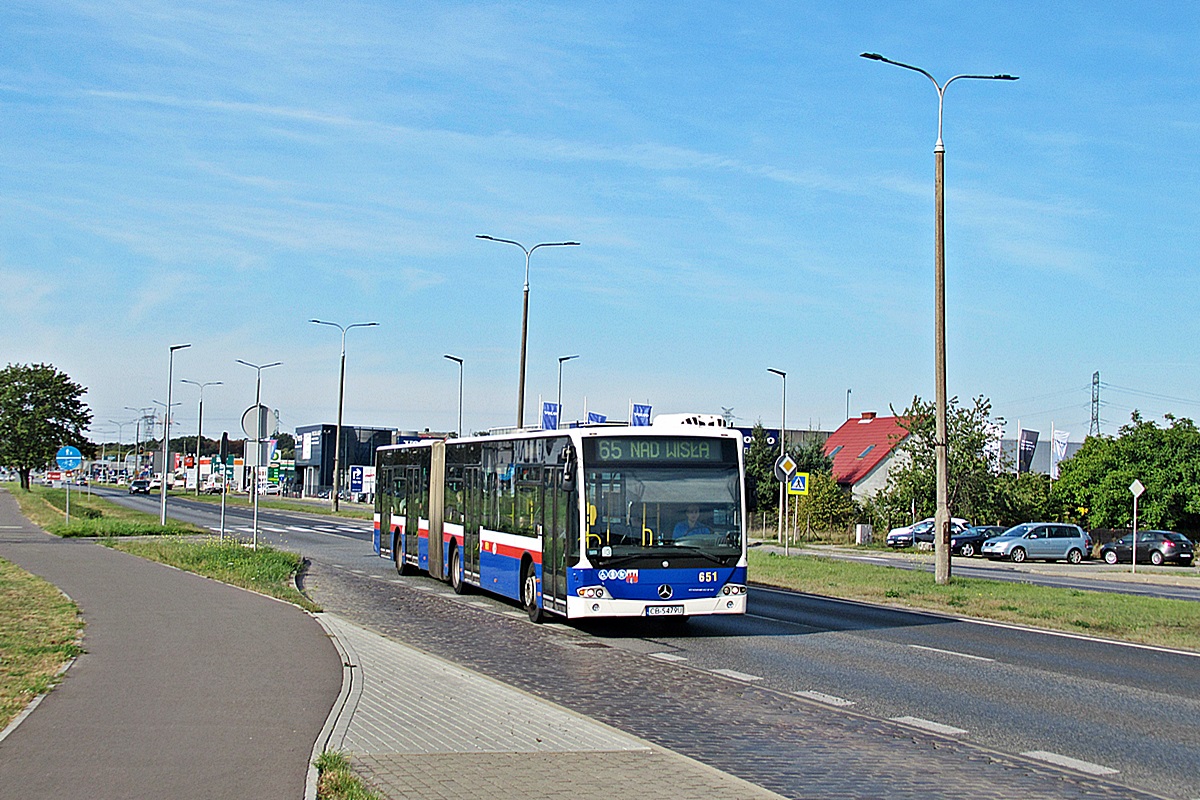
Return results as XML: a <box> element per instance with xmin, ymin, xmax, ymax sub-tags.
<box><xmin>105</xmin><ymin>537</ymin><xmax>321</xmax><ymax>613</ymax></box>
<box><xmin>0</xmin><ymin>557</ymin><xmax>83</xmax><ymax>731</ymax></box>
<box><xmin>749</xmin><ymin>549</ymin><xmax>1200</xmax><ymax>651</ymax></box>
<box><xmin>314</xmin><ymin>751</ymin><xmax>382</xmax><ymax>800</ymax></box>
<box><xmin>7</xmin><ymin>485</ymin><xmax>206</xmax><ymax>537</ymax></box>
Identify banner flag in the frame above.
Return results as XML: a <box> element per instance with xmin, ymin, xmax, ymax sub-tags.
<box><xmin>542</xmin><ymin>402</ymin><xmax>560</xmax><ymax>431</ymax></box>
<box><xmin>1018</xmin><ymin>429</ymin><xmax>1039</xmax><ymax>474</ymax></box>
<box><xmin>631</xmin><ymin>403</ymin><xmax>652</xmax><ymax>427</ymax></box>
<box><xmin>1050</xmin><ymin>429</ymin><xmax>1070</xmax><ymax>479</ymax></box>
<box><xmin>587</xmin><ymin>411</ymin><xmax>607</xmax><ymax>424</ymax></box>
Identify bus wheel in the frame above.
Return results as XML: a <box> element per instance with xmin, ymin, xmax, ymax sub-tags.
<box><xmin>450</xmin><ymin>546</ymin><xmax>468</xmax><ymax>595</ymax></box>
<box><xmin>395</xmin><ymin>541</ymin><xmax>414</xmax><ymax>576</ymax></box>
<box><xmin>522</xmin><ymin>563</ymin><xmax>544</xmax><ymax>624</ymax></box>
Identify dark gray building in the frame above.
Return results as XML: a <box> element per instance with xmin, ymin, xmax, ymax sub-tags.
<box><xmin>295</xmin><ymin>424</ymin><xmax>396</xmax><ymax>497</ymax></box>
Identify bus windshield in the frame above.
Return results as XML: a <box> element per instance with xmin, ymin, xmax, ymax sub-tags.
<box><xmin>582</xmin><ymin>460</ymin><xmax>743</xmax><ymax>566</ymax></box>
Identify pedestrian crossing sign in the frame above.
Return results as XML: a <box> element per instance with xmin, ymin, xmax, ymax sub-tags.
<box><xmin>788</xmin><ymin>472</ymin><xmax>809</xmax><ymax>495</ymax></box>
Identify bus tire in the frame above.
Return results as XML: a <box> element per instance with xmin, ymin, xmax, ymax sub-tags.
<box><xmin>522</xmin><ymin>561</ymin><xmax>544</xmax><ymax>624</ymax></box>
<box><xmin>395</xmin><ymin>538</ymin><xmax>414</xmax><ymax>576</ymax></box>
<box><xmin>450</xmin><ymin>545</ymin><xmax>468</xmax><ymax>595</ymax></box>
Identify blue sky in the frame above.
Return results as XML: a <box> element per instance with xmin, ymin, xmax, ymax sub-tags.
<box><xmin>3</xmin><ymin>1</ymin><xmax>1198</xmax><ymax>445</ymax></box>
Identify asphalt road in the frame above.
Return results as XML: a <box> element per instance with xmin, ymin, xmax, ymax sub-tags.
<box><xmin>100</xmin><ymin>487</ymin><xmax>1200</xmax><ymax>798</ymax></box>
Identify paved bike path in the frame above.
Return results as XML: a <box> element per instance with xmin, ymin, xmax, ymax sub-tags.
<box><xmin>0</xmin><ymin>490</ymin><xmax>342</xmax><ymax>800</ymax></box>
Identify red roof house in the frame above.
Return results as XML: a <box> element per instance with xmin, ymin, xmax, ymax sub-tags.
<box><xmin>824</xmin><ymin>412</ymin><xmax>910</xmax><ymax>499</ymax></box>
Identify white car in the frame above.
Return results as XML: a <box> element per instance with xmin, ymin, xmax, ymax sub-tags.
<box><xmin>886</xmin><ymin>517</ymin><xmax>970</xmax><ymax>548</ymax></box>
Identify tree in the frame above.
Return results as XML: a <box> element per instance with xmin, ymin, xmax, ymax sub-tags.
<box><xmin>744</xmin><ymin>423</ymin><xmax>781</xmax><ymax>514</ymax></box>
<box><xmin>1052</xmin><ymin>412</ymin><xmax>1200</xmax><ymax>534</ymax></box>
<box><xmin>872</xmin><ymin>395</ymin><xmax>1005</xmax><ymax>527</ymax></box>
<box><xmin>792</xmin><ymin>471</ymin><xmax>857</xmax><ymax>537</ymax></box>
<box><xmin>0</xmin><ymin>363</ymin><xmax>93</xmax><ymax>490</ymax></box>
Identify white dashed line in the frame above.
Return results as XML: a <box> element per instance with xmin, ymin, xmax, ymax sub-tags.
<box><xmin>649</xmin><ymin>652</ymin><xmax>688</xmax><ymax>662</ymax></box>
<box><xmin>889</xmin><ymin>716</ymin><xmax>968</xmax><ymax>736</ymax></box>
<box><xmin>709</xmin><ymin>668</ymin><xmax>762</xmax><ymax>682</ymax></box>
<box><xmin>466</xmin><ymin>601</ymin><xmax>491</xmax><ymax>608</ymax></box>
<box><xmin>908</xmin><ymin>644</ymin><xmax>995</xmax><ymax>662</ymax></box>
<box><xmin>796</xmin><ymin>690</ymin><xmax>855</xmax><ymax>707</ymax></box>
<box><xmin>1021</xmin><ymin>750</ymin><xmax>1118</xmax><ymax>776</ymax></box>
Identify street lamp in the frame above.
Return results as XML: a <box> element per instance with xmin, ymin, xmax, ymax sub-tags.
<box><xmin>181</xmin><ymin>380</ymin><xmax>222</xmax><ymax>496</ymax></box>
<box><xmin>476</xmin><ymin>234</ymin><xmax>580</xmax><ymax>428</ymax></box>
<box><xmin>236</xmin><ymin>359</ymin><xmax>282</xmax><ymax>549</ymax></box>
<box><xmin>768</xmin><ymin>368</ymin><xmax>787</xmax><ymax>551</ymax></box>
<box><xmin>309</xmin><ymin>320</ymin><xmax>378</xmax><ymax>512</ymax></box>
<box><xmin>107</xmin><ymin>419</ymin><xmax>133</xmax><ymax>480</ymax></box>
<box><xmin>444</xmin><ymin>354</ymin><xmax>464</xmax><ymax>437</ymax></box>
<box><xmin>861</xmin><ymin>52</ymin><xmax>1017</xmax><ymax>585</ymax></box>
<box><xmin>557</xmin><ymin>354</ymin><xmax>579</xmax><ymax>430</ymax></box>
<box><xmin>160</xmin><ymin>343</ymin><xmax>191</xmax><ymax>525</ymax></box>
<box><xmin>126</xmin><ymin>406</ymin><xmax>152</xmax><ymax>478</ymax></box>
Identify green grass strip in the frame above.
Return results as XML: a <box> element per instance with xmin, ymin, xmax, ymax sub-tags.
<box><xmin>0</xmin><ymin>558</ymin><xmax>83</xmax><ymax>731</ymax></box>
<box><xmin>314</xmin><ymin>751</ymin><xmax>383</xmax><ymax>800</ymax></box>
<box><xmin>161</xmin><ymin>490</ymin><xmax>374</xmax><ymax>520</ymax></box>
<box><xmin>749</xmin><ymin>549</ymin><xmax>1200</xmax><ymax>651</ymax></box>
<box><xmin>6</xmin><ymin>485</ymin><xmax>208</xmax><ymax>537</ymax></box>
<box><xmin>105</xmin><ymin>537</ymin><xmax>320</xmax><ymax>613</ymax></box>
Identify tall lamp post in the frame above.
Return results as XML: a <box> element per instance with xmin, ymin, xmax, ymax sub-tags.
<box><xmin>126</xmin><ymin>406</ymin><xmax>152</xmax><ymax>478</ymax></box>
<box><xmin>768</xmin><ymin>368</ymin><xmax>787</xmax><ymax>550</ymax></box>
<box><xmin>107</xmin><ymin>419</ymin><xmax>132</xmax><ymax>480</ymax></box>
<box><xmin>237</xmin><ymin>359</ymin><xmax>282</xmax><ymax>549</ymax></box>
<box><xmin>160</xmin><ymin>344</ymin><xmax>191</xmax><ymax>525</ymax></box>
<box><xmin>476</xmin><ymin>235</ymin><xmax>580</xmax><ymax>428</ymax></box>
<box><xmin>310</xmin><ymin>320</ymin><xmax>378</xmax><ymax>511</ymax></box>
<box><xmin>861</xmin><ymin>52</ymin><xmax>1017</xmax><ymax>585</ymax></box>
<box><xmin>181</xmin><ymin>379</ymin><xmax>222</xmax><ymax>495</ymax></box>
<box><xmin>443</xmin><ymin>354</ymin><xmax>464</xmax><ymax>437</ymax></box>
<box><xmin>556</xmin><ymin>354</ymin><xmax>579</xmax><ymax>430</ymax></box>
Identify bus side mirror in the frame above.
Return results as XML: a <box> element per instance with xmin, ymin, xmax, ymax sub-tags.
<box><xmin>561</xmin><ymin>446</ymin><xmax>577</xmax><ymax>493</ymax></box>
<box><xmin>745</xmin><ymin>475</ymin><xmax>758</xmax><ymax>513</ymax></box>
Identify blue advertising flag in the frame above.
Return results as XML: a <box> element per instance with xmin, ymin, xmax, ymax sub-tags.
<box><xmin>587</xmin><ymin>411</ymin><xmax>607</xmax><ymax>424</ymax></box>
<box><xmin>542</xmin><ymin>402</ymin><xmax>560</xmax><ymax>431</ymax></box>
<box><xmin>631</xmin><ymin>404</ymin><xmax>652</xmax><ymax>427</ymax></box>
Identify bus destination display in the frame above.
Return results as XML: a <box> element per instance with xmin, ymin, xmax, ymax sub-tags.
<box><xmin>590</xmin><ymin>437</ymin><xmax>730</xmax><ymax>464</ymax></box>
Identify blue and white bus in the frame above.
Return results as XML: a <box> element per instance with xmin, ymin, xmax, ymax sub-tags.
<box><xmin>373</xmin><ymin>420</ymin><xmax>749</xmax><ymax>623</ymax></box>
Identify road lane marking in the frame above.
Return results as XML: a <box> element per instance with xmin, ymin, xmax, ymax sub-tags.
<box><xmin>909</xmin><ymin>644</ymin><xmax>995</xmax><ymax>662</ymax></box>
<box><xmin>649</xmin><ymin>652</ymin><xmax>688</xmax><ymax>662</ymax></box>
<box><xmin>1021</xmin><ymin>751</ymin><xmax>1118</xmax><ymax>776</ymax></box>
<box><xmin>963</xmin><ymin>617</ymin><xmax>1200</xmax><ymax>659</ymax></box>
<box><xmin>889</xmin><ymin>716</ymin><xmax>968</xmax><ymax>736</ymax></box>
<box><xmin>709</xmin><ymin>668</ymin><xmax>762</xmax><ymax>682</ymax></box>
<box><xmin>796</xmin><ymin>690</ymin><xmax>855</xmax><ymax>707</ymax></box>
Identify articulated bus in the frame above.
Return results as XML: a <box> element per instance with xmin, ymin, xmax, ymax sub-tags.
<box><xmin>373</xmin><ymin>420</ymin><xmax>749</xmax><ymax>623</ymax></box>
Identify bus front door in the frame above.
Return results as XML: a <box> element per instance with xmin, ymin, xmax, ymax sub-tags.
<box><xmin>541</xmin><ymin>466</ymin><xmax>568</xmax><ymax>615</ymax></box>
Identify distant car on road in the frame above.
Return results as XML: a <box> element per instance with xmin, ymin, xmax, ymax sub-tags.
<box><xmin>1099</xmin><ymin>530</ymin><xmax>1194</xmax><ymax>566</ymax></box>
<box><xmin>129</xmin><ymin>479</ymin><xmax>151</xmax><ymax>495</ymax></box>
<box><xmin>951</xmin><ymin>525</ymin><xmax>1006</xmax><ymax>557</ymax></box>
<box><xmin>261</xmin><ymin>483</ymin><xmax>282</xmax><ymax>496</ymax></box>
<box><xmin>981</xmin><ymin>523</ymin><xmax>1089</xmax><ymax>564</ymax></box>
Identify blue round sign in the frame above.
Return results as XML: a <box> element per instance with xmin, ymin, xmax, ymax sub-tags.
<box><xmin>56</xmin><ymin>446</ymin><xmax>83</xmax><ymax>471</ymax></box>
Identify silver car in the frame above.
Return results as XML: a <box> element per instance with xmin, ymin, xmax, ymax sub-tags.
<box><xmin>981</xmin><ymin>523</ymin><xmax>1089</xmax><ymax>564</ymax></box>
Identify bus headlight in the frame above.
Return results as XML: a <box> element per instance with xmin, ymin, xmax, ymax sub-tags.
<box><xmin>577</xmin><ymin>586</ymin><xmax>609</xmax><ymax>599</ymax></box>
<box><xmin>721</xmin><ymin>584</ymin><xmax>747</xmax><ymax>596</ymax></box>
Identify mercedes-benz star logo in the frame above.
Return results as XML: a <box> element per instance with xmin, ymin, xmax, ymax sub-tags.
<box><xmin>657</xmin><ymin>584</ymin><xmax>673</xmax><ymax>600</ymax></box>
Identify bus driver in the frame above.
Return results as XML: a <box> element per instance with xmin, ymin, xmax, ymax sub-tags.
<box><xmin>673</xmin><ymin>504</ymin><xmax>711</xmax><ymax>539</ymax></box>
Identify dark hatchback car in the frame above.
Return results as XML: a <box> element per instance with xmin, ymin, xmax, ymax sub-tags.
<box><xmin>1100</xmin><ymin>530</ymin><xmax>1194</xmax><ymax>566</ymax></box>
<box><xmin>129</xmin><ymin>479</ymin><xmax>151</xmax><ymax>495</ymax></box>
<box><xmin>950</xmin><ymin>525</ymin><xmax>1006</xmax><ymax>558</ymax></box>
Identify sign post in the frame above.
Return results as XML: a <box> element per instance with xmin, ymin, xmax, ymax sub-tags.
<box><xmin>56</xmin><ymin>446</ymin><xmax>83</xmax><ymax>524</ymax></box>
<box><xmin>1130</xmin><ymin>479</ymin><xmax>1145</xmax><ymax>574</ymax></box>
<box><xmin>773</xmin><ymin>453</ymin><xmax>797</xmax><ymax>555</ymax></box>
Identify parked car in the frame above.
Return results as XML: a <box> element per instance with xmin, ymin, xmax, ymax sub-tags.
<box><xmin>129</xmin><ymin>479</ymin><xmax>151</xmax><ymax>495</ymax></box>
<box><xmin>981</xmin><ymin>523</ymin><xmax>1089</xmax><ymax>564</ymax></box>
<box><xmin>886</xmin><ymin>517</ymin><xmax>969</xmax><ymax>548</ymax></box>
<box><xmin>261</xmin><ymin>483</ymin><xmax>282</xmax><ymax>496</ymax></box>
<box><xmin>1099</xmin><ymin>530</ymin><xmax>1194</xmax><ymax>566</ymax></box>
<box><xmin>951</xmin><ymin>525</ymin><xmax>1006</xmax><ymax>557</ymax></box>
